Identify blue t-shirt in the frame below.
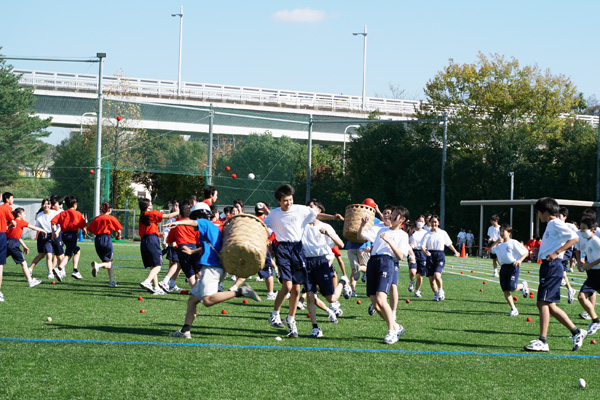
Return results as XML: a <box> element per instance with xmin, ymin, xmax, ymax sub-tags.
<box><xmin>196</xmin><ymin>219</ymin><xmax>222</xmax><ymax>268</ymax></box>
<box><xmin>346</xmin><ymin>217</ymin><xmax>381</xmax><ymax>249</ymax></box>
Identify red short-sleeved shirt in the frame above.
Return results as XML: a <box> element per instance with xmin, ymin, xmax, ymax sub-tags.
<box><xmin>0</xmin><ymin>204</ymin><xmax>15</xmax><ymax>233</ymax></box>
<box><xmin>6</xmin><ymin>219</ymin><xmax>29</xmax><ymax>239</ymax></box>
<box><xmin>88</xmin><ymin>214</ymin><xmax>123</xmax><ymax>235</ymax></box>
<box><xmin>139</xmin><ymin>210</ymin><xmax>164</xmax><ymax>238</ymax></box>
<box><xmin>166</xmin><ymin>219</ymin><xmax>197</xmax><ymax>246</ymax></box>
<box><xmin>51</xmin><ymin>209</ymin><xmax>87</xmax><ymax>232</ymax></box>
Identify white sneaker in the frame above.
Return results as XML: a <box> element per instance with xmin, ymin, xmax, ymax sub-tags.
<box><xmin>571</xmin><ymin>329</ymin><xmax>587</xmax><ymax>351</ymax></box>
<box><xmin>91</xmin><ymin>261</ymin><xmax>99</xmax><ymax>277</ymax></box>
<box><xmin>269</xmin><ymin>313</ymin><xmax>284</xmax><ymax>328</ymax></box>
<box><xmin>493</xmin><ymin>270</ymin><xmax>499</xmax><ymax>278</ymax></box>
<box><xmin>153</xmin><ymin>287</ymin><xmax>168</xmax><ymax>295</ymax></box>
<box><xmin>567</xmin><ymin>288</ymin><xmax>576</xmax><ymax>304</ymax></box>
<box><xmin>71</xmin><ymin>271</ymin><xmax>83</xmax><ymax>280</ymax></box>
<box><xmin>438</xmin><ymin>289</ymin><xmax>446</xmax><ymax>301</ymax></box>
<box><xmin>0</xmin><ymin>292</ymin><xmax>4</xmax><ymax>302</ymax></box>
<box><xmin>408</xmin><ymin>281</ymin><xmax>414</xmax><ymax>292</ymax></box>
<box><xmin>28</xmin><ymin>278</ymin><xmax>42</xmax><ymax>288</ymax></box>
<box><xmin>255</xmin><ymin>276</ymin><xmax>264</xmax><ymax>282</ymax></box>
<box><xmin>433</xmin><ymin>291</ymin><xmax>440</xmax><ymax>301</ymax></box>
<box><xmin>158</xmin><ymin>280</ymin><xmax>170</xmax><ymax>293</ymax></box>
<box><xmin>309</xmin><ymin>327</ymin><xmax>323</xmax><ymax>338</ymax></box>
<box><xmin>520</xmin><ymin>281</ymin><xmax>529</xmax><ymax>298</ymax></box>
<box><xmin>53</xmin><ymin>268</ymin><xmax>63</xmax><ymax>282</ymax></box>
<box><xmin>396</xmin><ymin>324</ymin><xmax>406</xmax><ymax>339</ymax></box>
<box><xmin>168</xmin><ymin>285</ymin><xmax>183</xmax><ymax>292</ymax></box>
<box><xmin>524</xmin><ymin>339</ymin><xmax>549</xmax><ymax>352</ymax></box>
<box><xmin>509</xmin><ymin>308</ymin><xmax>519</xmax><ymax>317</ymax></box>
<box><xmin>108</xmin><ymin>281</ymin><xmax>118</xmax><ymax>288</ymax></box>
<box><xmin>47</xmin><ymin>272</ymin><xmax>54</xmax><ymax>280</ymax></box>
<box><xmin>230</xmin><ymin>274</ymin><xmax>236</xmax><ymax>281</ymax></box>
<box><xmin>587</xmin><ymin>321</ymin><xmax>600</xmax><ymax>336</ymax></box>
<box><xmin>368</xmin><ymin>304</ymin><xmax>376</xmax><ymax>316</ymax></box>
<box><xmin>414</xmin><ymin>290</ymin><xmax>422</xmax><ymax>298</ymax></box>
<box><xmin>297</xmin><ymin>300</ymin><xmax>305</xmax><ymax>310</ymax></box>
<box><xmin>331</xmin><ymin>301</ymin><xmax>343</xmax><ymax>317</ymax></box>
<box><xmin>580</xmin><ymin>312</ymin><xmax>592</xmax><ymax>320</ymax></box>
<box><xmin>341</xmin><ymin>276</ymin><xmax>352</xmax><ymax>299</ymax></box>
<box><xmin>266</xmin><ymin>292</ymin><xmax>277</xmax><ymax>301</ymax></box>
<box><xmin>140</xmin><ymin>280</ymin><xmax>154</xmax><ymax>293</ymax></box>
<box><xmin>169</xmin><ymin>329</ymin><xmax>191</xmax><ymax>339</ymax></box>
<box><xmin>327</xmin><ymin>309</ymin><xmax>338</xmax><ymax>323</ymax></box>
<box><xmin>384</xmin><ymin>330</ymin><xmax>399</xmax><ymax>344</ymax></box>
<box><xmin>283</xmin><ymin>316</ymin><xmax>298</xmax><ymax>338</ymax></box>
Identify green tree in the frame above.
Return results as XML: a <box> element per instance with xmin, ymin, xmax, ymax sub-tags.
<box><xmin>0</xmin><ymin>51</ymin><xmax>52</xmax><ymax>186</ymax></box>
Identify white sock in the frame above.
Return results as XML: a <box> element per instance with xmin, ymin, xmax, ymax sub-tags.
<box><xmin>288</xmin><ymin>315</ymin><xmax>295</xmax><ymax>323</ymax></box>
<box><xmin>272</xmin><ymin>310</ymin><xmax>280</xmax><ymax>317</ymax></box>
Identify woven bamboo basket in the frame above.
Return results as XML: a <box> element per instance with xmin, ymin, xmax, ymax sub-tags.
<box><xmin>343</xmin><ymin>204</ymin><xmax>375</xmax><ymax>243</ymax></box>
<box><xmin>219</xmin><ymin>214</ymin><xmax>269</xmax><ymax>278</ymax></box>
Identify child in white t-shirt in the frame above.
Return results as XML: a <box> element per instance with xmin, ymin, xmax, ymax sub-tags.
<box><xmin>575</xmin><ymin>216</ymin><xmax>600</xmax><ymax>336</ymax></box>
<box><xmin>490</xmin><ymin>224</ymin><xmax>530</xmax><ymax>316</ymax></box>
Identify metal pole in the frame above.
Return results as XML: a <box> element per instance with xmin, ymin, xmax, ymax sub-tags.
<box><xmin>440</xmin><ymin>112</ymin><xmax>447</xmax><ymax>229</ymax></box>
<box><xmin>509</xmin><ymin>172</ymin><xmax>514</xmax><ymax>226</ymax></box>
<box><xmin>353</xmin><ymin>26</ymin><xmax>367</xmax><ymax>110</ymax></box>
<box><xmin>172</xmin><ymin>5</ymin><xmax>184</xmax><ymax>96</ymax></box>
<box><xmin>479</xmin><ymin>205</ymin><xmax>484</xmax><ymax>258</ymax></box>
<box><xmin>94</xmin><ymin>53</ymin><xmax>106</xmax><ymax>218</ymax></box>
<box><xmin>306</xmin><ymin>115</ymin><xmax>313</xmax><ymax>203</ymax></box>
<box><xmin>208</xmin><ymin>104</ymin><xmax>214</xmax><ymax>185</ymax></box>
<box><xmin>343</xmin><ymin>125</ymin><xmax>360</xmax><ymax>175</ymax></box>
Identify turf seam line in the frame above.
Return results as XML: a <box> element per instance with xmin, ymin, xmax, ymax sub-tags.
<box><xmin>1</xmin><ymin>337</ymin><xmax>598</xmax><ymax>358</ymax></box>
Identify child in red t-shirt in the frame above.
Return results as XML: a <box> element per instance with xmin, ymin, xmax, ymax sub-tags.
<box><xmin>6</xmin><ymin>208</ymin><xmax>47</xmax><ymax>288</ymax></box>
<box><xmin>0</xmin><ymin>193</ymin><xmax>16</xmax><ymax>302</ymax></box>
<box><xmin>166</xmin><ymin>201</ymin><xmax>200</xmax><ymax>287</ymax></box>
<box><xmin>87</xmin><ymin>202</ymin><xmax>123</xmax><ymax>287</ymax></box>
<box><xmin>50</xmin><ymin>195</ymin><xmax>88</xmax><ymax>282</ymax></box>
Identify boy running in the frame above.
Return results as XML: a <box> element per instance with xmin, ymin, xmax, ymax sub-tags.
<box><xmin>51</xmin><ymin>196</ymin><xmax>88</xmax><ymax>281</ymax></box>
<box><xmin>575</xmin><ymin>216</ymin><xmax>600</xmax><ymax>336</ymax></box>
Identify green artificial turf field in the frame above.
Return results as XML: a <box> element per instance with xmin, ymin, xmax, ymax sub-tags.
<box><xmin>0</xmin><ymin>240</ymin><xmax>598</xmax><ymax>399</ymax></box>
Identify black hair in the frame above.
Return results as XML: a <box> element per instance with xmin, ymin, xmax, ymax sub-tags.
<box><xmin>583</xmin><ymin>208</ymin><xmax>597</xmax><ymax>219</ymax></box>
<box><xmin>534</xmin><ymin>197</ymin><xmax>559</xmax><ymax>216</ymax></box>
<box><xmin>558</xmin><ymin>207</ymin><xmax>569</xmax><ymax>217</ymax></box>
<box><xmin>100</xmin><ymin>201</ymin><xmax>112</xmax><ymax>214</ymax></box>
<box><xmin>203</xmin><ymin>186</ymin><xmax>217</xmax><ymax>199</ymax></box>
<box><xmin>2</xmin><ymin>192</ymin><xmax>13</xmax><ymax>202</ymax></box>
<box><xmin>500</xmin><ymin>224</ymin><xmax>513</xmax><ymax>234</ymax></box>
<box><xmin>223</xmin><ymin>206</ymin><xmax>233</xmax><ymax>215</ymax></box>
<box><xmin>416</xmin><ymin>214</ymin><xmax>426</xmax><ymax>221</ymax></box>
<box><xmin>179</xmin><ymin>200</ymin><xmax>191</xmax><ymax>218</ymax></box>
<box><xmin>139</xmin><ymin>198</ymin><xmax>152</xmax><ymax>225</ymax></box>
<box><xmin>430</xmin><ymin>214</ymin><xmax>440</xmax><ymax>223</ymax></box>
<box><xmin>404</xmin><ymin>220</ymin><xmax>415</xmax><ymax>236</ymax></box>
<box><xmin>233</xmin><ymin>198</ymin><xmax>245</xmax><ymax>208</ymax></box>
<box><xmin>580</xmin><ymin>216</ymin><xmax>598</xmax><ymax>229</ymax></box>
<box><xmin>210</xmin><ymin>204</ymin><xmax>219</xmax><ymax>217</ymax></box>
<box><xmin>187</xmin><ymin>195</ymin><xmax>197</xmax><ymax>204</ymax></box>
<box><xmin>307</xmin><ymin>198</ymin><xmax>325</xmax><ymax>213</ymax></box>
<box><xmin>490</xmin><ymin>214</ymin><xmax>499</xmax><ymax>222</ymax></box>
<box><xmin>50</xmin><ymin>195</ymin><xmax>63</xmax><ymax>207</ymax></box>
<box><xmin>382</xmin><ymin>204</ymin><xmax>394</xmax><ymax>212</ymax></box>
<box><xmin>170</xmin><ymin>200</ymin><xmax>179</xmax><ymax>212</ymax></box>
<box><xmin>11</xmin><ymin>207</ymin><xmax>24</xmax><ymax>218</ymax></box>
<box><xmin>274</xmin><ymin>184</ymin><xmax>294</xmax><ymax>201</ymax></box>
<box><xmin>37</xmin><ymin>198</ymin><xmax>51</xmax><ymax>214</ymax></box>
<box><xmin>392</xmin><ymin>205</ymin><xmax>410</xmax><ymax>222</ymax></box>
<box><xmin>64</xmin><ymin>195</ymin><xmax>77</xmax><ymax>209</ymax></box>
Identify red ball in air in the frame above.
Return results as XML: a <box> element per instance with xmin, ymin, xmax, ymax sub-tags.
<box><xmin>362</xmin><ymin>198</ymin><xmax>376</xmax><ymax>208</ymax></box>
<box><xmin>116</xmin><ymin>116</ymin><xmax>122</xmax><ymax>121</ymax></box>
<box><xmin>225</xmin><ymin>166</ymin><xmax>231</xmax><ymax>171</ymax></box>
<box><xmin>231</xmin><ymin>174</ymin><xmax>237</xmax><ymax>179</ymax></box>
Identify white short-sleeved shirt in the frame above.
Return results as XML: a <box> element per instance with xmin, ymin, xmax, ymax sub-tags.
<box><xmin>422</xmin><ymin>229</ymin><xmax>452</xmax><ymax>251</ymax></box>
<box><xmin>263</xmin><ymin>204</ymin><xmax>318</xmax><ymax>242</ymax></box>
<box><xmin>487</xmin><ymin>225</ymin><xmax>500</xmax><ymax>241</ymax></box>
<box><xmin>577</xmin><ymin>232</ymin><xmax>600</xmax><ymax>270</ymax></box>
<box><xmin>491</xmin><ymin>239</ymin><xmax>528</xmax><ymax>265</ymax></box>
<box><xmin>466</xmin><ymin>233</ymin><xmax>475</xmax><ymax>243</ymax></box>
<box><xmin>302</xmin><ymin>221</ymin><xmax>338</xmax><ymax>258</ymax></box>
<box><xmin>538</xmin><ymin>218</ymin><xmax>579</xmax><ymax>260</ymax></box>
<box><xmin>362</xmin><ymin>226</ymin><xmax>409</xmax><ymax>258</ymax></box>
<box><xmin>35</xmin><ymin>210</ymin><xmax>60</xmax><ymax>233</ymax></box>
<box><xmin>410</xmin><ymin>229</ymin><xmax>428</xmax><ymax>250</ymax></box>
<box><xmin>457</xmin><ymin>231</ymin><xmax>467</xmax><ymax>241</ymax></box>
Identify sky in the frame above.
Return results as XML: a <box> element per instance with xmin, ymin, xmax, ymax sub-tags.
<box><xmin>2</xmin><ymin>0</ymin><xmax>599</xmax><ymax>144</ymax></box>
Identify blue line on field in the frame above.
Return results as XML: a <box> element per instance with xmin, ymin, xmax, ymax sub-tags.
<box><xmin>1</xmin><ymin>337</ymin><xmax>598</xmax><ymax>359</ymax></box>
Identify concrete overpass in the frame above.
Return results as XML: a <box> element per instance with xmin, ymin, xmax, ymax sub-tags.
<box><xmin>16</xmin><ymin>69</ymin><xmax>425</xmax><ymax>143</ymax></box>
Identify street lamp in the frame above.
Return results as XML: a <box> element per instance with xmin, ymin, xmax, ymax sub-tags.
<box><xmin>352</xmin><ymin>25</ymin><xmax>367</xmax><ymax>110</ymax></box>
<box><xmin>343</xmin><ymin>125</ymin><xmax>360</xmax><ymax>174</ymax></box>
<box><xmin>508</xmin><ymin>172</ymin><xmax>515</xmax><ymax>226</ymax></box>
<box><xmin>171</xmin><ymin>5</ymin><xmax>184</xmax><ymax>96</ymax></box>
<box><xmin>80</xmin><ymin>112</ymin><xmax>97</xmax><ymax>134</ymax></box>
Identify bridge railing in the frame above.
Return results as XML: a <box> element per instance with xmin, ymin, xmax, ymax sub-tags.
<box><xmin>14</xmin><ymin>69</ymin><xmax>421</xmax><ymax>116</ymax></box>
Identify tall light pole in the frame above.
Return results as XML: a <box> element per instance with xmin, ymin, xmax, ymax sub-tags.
<box><xmin>171</xmin><ymin>5</ymin><xmax>184</xmax><ymax>96</ymax></box>
<box><xmin>353</xmin><ymin>25</ymin><xmax>367</xmax><ymax>110</ymax></box>
<box><xmin>508</xmin><ymin>172</ymin><xmax>515</xmax><ymax>226</ymax></box>
<box><xmin>343</xmin><ymin>125</ymin><xmax>360</xmax><ymax>174</ymax></box>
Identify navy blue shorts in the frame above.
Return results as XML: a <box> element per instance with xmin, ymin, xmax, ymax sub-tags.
<box><xmin>414</xmin><ymin>250</ymin><xmax>427</xmax><ymax>276</ymax></box>
<box><xmin>490</xmin><ymin>253</ymin><xmax>497</xmax><ymax>260</ymax></box>
<box><xmin>0</xmin><ymin>232</ymin><xmax>7</xmax><ymax>265</ymax></box>
<box><xmin>366</xmin><ymin>254</ymin><xmax>394</xmax><ymax>296</ymax></box>
<box><xmin>305</xmin><ymin>255</ymin><xmax>335</xmax><ymax>296</ymax></box>
<box><xmin>166</xmin><ymin>246</ymin><xmax>179</xmax><ymax>262</ymax></box>
<box><xmin>37</xmin><ymin>234</ymin><xmax>53</xmax><ymax>254</ymax></box>
<box><xmin>426</xmin><ymin>250</ymin><xmax>445</xmax><ymax>277</ymax></box>
<box><xmin>7</xmin><ymin>238</ymin><xmax>25</xmax><ymax>264</ymax></box>
<box><xmin>94</xmin><ymin>234</ymin><xmax>113</xmax><ymax>262</ymax></box>
<box><xmin>140</xmin><ymin>234</ymin><xmax>163</xmax><ymax>268</ymax></box>
<box><xmin>177</xmin><ymin>244</ymin><xmax>200</xmax><ymax>278</ymax></box>
<box><xmin>562</xmin><ymin>247</ymin><xmax>573</xmax><ymax>271</ymax></box>
<box><xmin>499</xmin><ymin>263</ymin><xmax>519</xmax><ymax>292</ymax></box>
<box><xmin>580</xmin><ymin>269</ymin><xmax>600</xmax><ymax>294</ymax></box>
<box><xmin>62</xmin><ymin>230</ymin><xmax>80</xmax><ymax>258</ymax></box>
<box><xmin>258</xmin><ymin>250</ymin><xmax>273</xmax><ymax>279</ymax></box>
<box><xmin>52</xmin><ymin>233</ymin><xmax>65</xmax><ymax>256</ymax></box>
<box><xmin>273</xmin><ymin>241</ymin><xmax>307</xmax><ymax>285</ymax></box>
<box><xmin>538</xmin><ymin>259</ymin><xmax>563</xmax><ymax>302</ymax></box>
<box><xmin>392</xmin><ymin>258</ymin><xmax>399</xmax><ymax>285</ymax></box>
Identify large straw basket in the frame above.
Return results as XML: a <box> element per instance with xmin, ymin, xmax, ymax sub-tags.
<box><xmin>219</xmin><ymin>214</ymin><xmax>269</xmax><ymax>278</ymax></box>
<box><xmin>343</xmin><ymin>204</ymin><xmax>375</xmax><ymax>243</ymax></box>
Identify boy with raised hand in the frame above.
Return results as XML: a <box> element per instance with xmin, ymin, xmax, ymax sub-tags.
<box><xmin>524</xmin><ymin>197</ymin><xmax>587</xmax><ymax>352</ymax></box>
<box><xmin>489</xmin><ymin>224</ymin><xmax>530</xmax><ymax>317</ymax></box>
<box><xmin>358</xmin><ymin>206</ymin><xmax>410</xmax><ymax>344</ymax></box>
<box><xmin>575</xmin><ymin>216</ymin><xmax>600</xmax><ymax>336</ymax></box>
<box><xmin>167</xmin><ymin>208</ymin><xmax>262</xmax><ymax>339</ymax></box>
<box><xmin>51</xmin><ymin>196</ymin><xmax>88</xmax><ymax>281</ymax></box>
<box><xmin>263</xmin><ymin>184</ymin><xmax>341</xmax><ymax>338</ymax></box>
<box><xmin>487</xmin><ymin>215</ymin><xmax>501</xmax><ymax>277</ymax></box>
